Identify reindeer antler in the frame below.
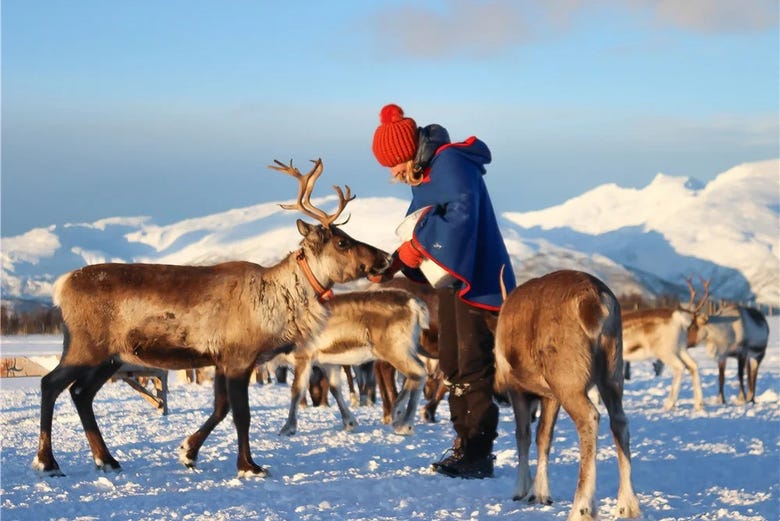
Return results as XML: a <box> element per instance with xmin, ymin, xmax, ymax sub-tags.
<box><xmin>268</xmin><ymin>158</ymin><xmax>354</xmax><ymax>228</ymax></box>
<box><xmin>683</xmin><ymin>275</ymin><xmax>711</xmax><ymax>314</ymax></box>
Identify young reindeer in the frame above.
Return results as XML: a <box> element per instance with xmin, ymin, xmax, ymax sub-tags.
<box><xmin>277</xmin><ymin>287</ymin><xmax>430</xmax><ymax>436</ymax></box>
<box><xmin>621</xmin><ymin>276</ymin><xmax>709</xmax><ymax>412</ymax></box>
<box><xmin>494</xmin><ymin>270</ymin><xmax>640</xmax><ymax>521</ymax></box>
<box><xmin>34</xmin><ymin>159</ymin><xmax>391</xmax><ymax>478</ymax></box>
<box><xmin>369</xmin><ymin>277</ymin><xmax>446</xmax><ymax>424</ymax></box>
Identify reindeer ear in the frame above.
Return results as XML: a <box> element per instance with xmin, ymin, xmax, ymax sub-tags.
<box><xmin>297</xmin><ymin>219</ymin><xmax>314</xmax><ymax>236</ymax></box>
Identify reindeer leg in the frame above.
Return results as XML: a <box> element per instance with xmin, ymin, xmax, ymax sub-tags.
<box><xmin>509</xmin><ymin>390</ymin><xmax>535</xmax><ymax>502</ymax></box>
<box><xmin>375</xmin><ymin>361</ymin><xmax>397</xmax><ymax>424</ymax></box>
<box><xmin>746</xmin><ymin>354</ymin><xmax>763</xmax><ymax>403</ymax></box>
<box><xmin>354</xmin><ymin>361</ymin><xmax>376</xmax><ymax>406</ymax></box>
<box><xmin>392</xmin><ymin>372</ymin><xmax>425</xmax><ymax>436</ymax></box>
<box><xmin>558</xmin><ymin>392</ymin><xmax>599</xmax><ymax>521</ymax></box>
<box><xmin>325</xmin><ymin>365</ymin><xmax>358</xmax><ymax>432</ymax></box>
<box><xmin>660</xmin><ymin>354</ymin><xmax>685</xmax><ymax>410</ymax></box>
<box><xmin>280</xmin><ymin>357</ymin><xmax>312</xmax><ymax>436</ymax></box>
<box><xmin>717</xmin><ymin>358</ymin><xmax>727</xmax><ymax>404</ymax></box>
<box><xmin>69</xmin><ymin>358</ymin><xmax>123</xmax><ymax>472</ymax></box>
<box><xmin>33</xmin><ymin>362</ymin><xmax>89</xmax><ymax>476</ymax></box>
<box><xmin>423</xmin><ymin>377</ymin><xmax>447</xmax><ymax>423</ymax></box>
<box><xmin>531</xmin><ymin>397</ymin><xmax>560</xmax><ymax>505</ymax></box>
<box><xmin>343</xmin><ymin>364</ymin><xmax>359</xmax><ymax>406</ymax></box>
<box><xmin>678</xmin><ymin>349</ymin><xmax>704</xmax><ymax>411</ymax></box>
<box><xmin>736</xmin><ymin>354</ymin><xmax>747</xmax><ymax>404</ymax></box>
<box><xmin>179</xmin><ymin>369</ymin><xmax>229</xmax><ymax>468</ymax></box>
<box><xmin>308</xmin><ymin>366</ymin><xmax>329</xmax><ymax>407</ymax></box>
<box><xmin>597</xmin><ymin>374</ymin><xmax>641</xmax><ymax>519</ymax></box>
<box><xmin>226</xmin><ymin>367</ymin><xmax>266</xmax><ymax>478</ymax></box>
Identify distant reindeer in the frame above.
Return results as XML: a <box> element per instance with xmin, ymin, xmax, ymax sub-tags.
<box><xmin>621</xmin><ymin>276</ymin><xmax>709</xmax><ymax>411</ymax></box>
<box><xmin>687</xmin><ymin>301</ymin><xmax>769</xmax><ymax>404</ymax></box>
<box><xmin>494</xmin><ymin>270</ymin><xmax>640</xmax><ymax>521</ymax></box>
<box><xmin>33</xmin><ymin>159</ymin><xmax>391</xmax><ymax>478</ymax></box>
<box><xmin>275</xmin><ymin>287</ymin><xmax>430</xmax><ymax>436</ymax></box>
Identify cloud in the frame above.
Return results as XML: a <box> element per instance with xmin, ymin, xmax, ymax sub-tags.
<box><xmin>1</xmin><ymin>226</ymin><xmax>61</xmax><ymax>272</ymax></box>
<box><xmin>369</xmin><ymin>0</ymin><xmax>537</xmax><ymax>59</ymax></box>
<box><xmin>643</xmin><ymin>0</ymin><xmax>779</xmax><ymax>34</ymax></box>
<box><xmin>368</xmin><ymin>0</ymin><xmax>777</xmax><ymax>59</ymax></box>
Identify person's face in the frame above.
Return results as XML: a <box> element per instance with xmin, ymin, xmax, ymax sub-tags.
<box><xmin>389</xmin><ymin>160</ymin><xmax>413</xmax><ymax>185</ymax></box>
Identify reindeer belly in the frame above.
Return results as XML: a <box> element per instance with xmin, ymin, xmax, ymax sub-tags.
<box><xmin>120</xmin><ymin>347</ymin><xmax>215</xmax><ymax>370</ymax></box>
<box><xmin>314</xmin><ymin>341</ymin><xmax>375</xmax><ymax>367</ymax></box>
<box><xmin>122</xmin><ymin>327</ymin><xmax>216</xmax><ymax>369</ymax></box>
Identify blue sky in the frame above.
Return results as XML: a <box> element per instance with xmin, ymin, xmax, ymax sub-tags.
<box><xmin>2</xmin><ymin>0</ymin><xmax>778</xmax><ymax>236</ymax></box>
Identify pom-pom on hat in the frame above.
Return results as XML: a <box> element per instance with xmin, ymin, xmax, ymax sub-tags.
<box><xmin>372</xmin><ymin>104</ymin><xmax>418</xmax><ymax>167</ymax></box>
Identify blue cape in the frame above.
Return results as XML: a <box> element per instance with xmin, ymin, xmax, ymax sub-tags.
<box><xmin>405</xmin><ymin>137</ymin><xmax>516</xmax><ymax>310</ymax></box>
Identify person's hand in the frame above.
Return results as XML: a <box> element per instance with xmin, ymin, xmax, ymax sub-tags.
<box><xmin>397</xmin><ymin>240</ymin><xmax>424</xmax><ymax>269</ymax></box>
<box><xmin>367</xmin><ymin>257</ymin><xmax>403</xmax><ymax>283</ymax></box>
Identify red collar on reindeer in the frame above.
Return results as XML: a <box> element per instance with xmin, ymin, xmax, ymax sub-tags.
<box><xmin>296</xmin><ymin>249</ymin><xmax>334</xmax><ymax>303</ymax></box>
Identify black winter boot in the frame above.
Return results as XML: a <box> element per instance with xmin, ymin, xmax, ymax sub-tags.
<box><xmin>434</xmin><ymin>453</ymin><xmax>494</xmax><ymax>479</ymax></box>
<box><xmin>433</xmin><ymin>436</ymin><xmax>495</xmax><ymax>479</ymax></box>
<box><xmin>431</xmin><ymin>437</ymin><xmax>464</xmax><ymax>472</ymax></box>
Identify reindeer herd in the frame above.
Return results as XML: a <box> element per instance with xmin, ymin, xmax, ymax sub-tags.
<box><xmin>33</xmin><ymin>159</ymin><xmax>770</xmax><ymax>521</ymax></box>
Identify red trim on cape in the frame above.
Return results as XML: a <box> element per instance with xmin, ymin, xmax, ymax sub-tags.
<box><xmin>410</xmin><ymin>205</ymin><xmax>501</xmax><ymax>312</ymax></box>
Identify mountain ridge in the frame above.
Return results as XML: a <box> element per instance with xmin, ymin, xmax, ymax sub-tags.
<box><xmin>2</xmin><ymin>160</ymin><xmax>778</xmax><ymax>307</ymax></box>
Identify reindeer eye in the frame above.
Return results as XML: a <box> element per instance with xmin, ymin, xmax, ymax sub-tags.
<box><xmin>336</xmin><ymin>238</ymin><xmax>350</xmax><ymax>250</ymax></box>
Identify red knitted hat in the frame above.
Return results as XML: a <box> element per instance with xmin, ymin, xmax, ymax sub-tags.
<box><xmin>372</xmin><ymin>104</ymin><xmax>418</xmax><ymax>167</ymax></box>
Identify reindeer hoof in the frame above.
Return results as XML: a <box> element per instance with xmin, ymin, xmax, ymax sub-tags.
<box><xmin>178</xmin><ymin>442</ymin><xmax>197</xmax><ymax>468</ymax></box>
<box><xmin>529</xmin><ymin>494</ymin><xmax>553</xmax><ymax>505</ymax></box>
<box><xmin>95</xmin><ymin>460</ymin><xmax>122</xmax><ymax>473</ymax></box>
<box><xmin>32</xmin><ymin>456</ymin><xmax>65</xmax><ymax>477</ymax></box>
<box><xmin>343</xmin><ymin>419</ymin><xmax>358</xmax><ymax>432</ymax></box>
<box><xmin>616</xmin><ymin>500</ymin><xmax>642</xmax><ymax>518</ymax></box>
<box><xmin>279</xmin><ymin>423</ymin><xmax>296</xmax><ymax>436</ymax></box>
<box><xmin>237</xmin><ymin>466</ymin><xmax>268</xmax><ymax>479</ymax></box>
<box><xmin>393</xmin><ymin>423</ymin><xmax>414</xmax><ymax>436</ymax></box>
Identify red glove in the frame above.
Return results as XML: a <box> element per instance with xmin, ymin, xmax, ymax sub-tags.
<box><xmin>397</xmin><ymin>240</ymin><xmax>424</xmax><ymax>269</ymax></box>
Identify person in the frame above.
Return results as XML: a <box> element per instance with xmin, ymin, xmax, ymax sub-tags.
<box><xmin>369</xmin><ymin>103</ymin><xmax>516</xmax><ymax>479</ymax></box>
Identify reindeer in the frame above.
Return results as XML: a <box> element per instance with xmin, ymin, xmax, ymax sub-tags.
<box><xmin>33</xmin><ymin>159</ymin><xmax>391</xmax><ymax>478</ymax></box>
<box><xmin>687</xmin><ymin>301</ymin><xmax>769</xmax><ymax>404</ymax></box>
<box><xmin>275</xmin><ymin>288</ymin><xmax>430</xmax><ymax>436</ymax></box>
<box><xmin>368</xmin><ymin>277</ymin><xmax>448</xmax><ymax>423</ymax></box>
<box><xmin>494</xmin><ymin>270</ymin><xmax>640</xmax><ymax>521</ymax></box>
<box><xmin>620</xmin><ymin>276</ymin><xmax>709</xmax><ymax>411</ymax></box>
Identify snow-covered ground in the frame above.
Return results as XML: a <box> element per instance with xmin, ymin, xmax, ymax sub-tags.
<box><xmin>1</xmin><ymin>319</ymin><xmax>778</xmax><ymax>521</ymax></box>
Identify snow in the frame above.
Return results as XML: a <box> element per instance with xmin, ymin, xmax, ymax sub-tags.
<box><xmin>1</xmin><ymin>319</ymin><xmax>779</xmax><ymax>520</ymax></box>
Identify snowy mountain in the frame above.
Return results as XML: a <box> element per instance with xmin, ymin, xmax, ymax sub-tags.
<box><xmin>503</xmin><ymin>159</ymin><xmax>779</xmax><ymax>306</ymax></box>
<box><xmin>2</xmin><ymin>159</ymin><xmax>778</xmax><ymax>307</ymax></box>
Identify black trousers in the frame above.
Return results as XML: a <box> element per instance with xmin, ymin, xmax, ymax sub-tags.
<box><xmin>437</xmin><ymin>287</ymin><xmax>499</xmax><ymax>458</ymax></box>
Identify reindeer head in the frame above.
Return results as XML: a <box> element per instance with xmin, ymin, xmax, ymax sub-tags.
<box><xmin>682</xmin><ymin>275</ymin><xmax>711</xmax><ymax>347</ymax></box>
<box><xmin>270</xmin><ymin>158</ymin><xmax>391</xmax><ymax>285</ymax></box>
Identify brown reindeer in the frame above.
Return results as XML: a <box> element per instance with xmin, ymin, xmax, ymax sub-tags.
<box><xmin>494</xmin><ymin>270</ymin><xmax>640</xmax><ymax>520</ymax></box>
<box><xmin>33</xmin><ymin>159</ymin><xmax>391</xmax><ymax>478</ymax></box>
